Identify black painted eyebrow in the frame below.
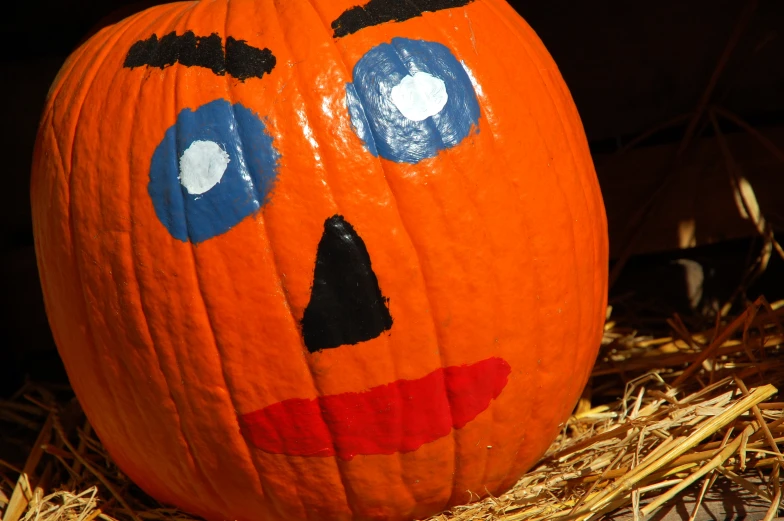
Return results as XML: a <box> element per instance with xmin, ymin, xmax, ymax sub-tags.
<box><xmin>124</xmin><ymin>31</ymin><xmax>276</xmax><ymax>81</ymax></box>
<box><xmin>332</xmin><ymin>0</ymin><xmax>476</xmax><ymax>38</ymax></box>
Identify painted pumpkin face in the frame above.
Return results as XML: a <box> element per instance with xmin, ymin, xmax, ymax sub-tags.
<box><xmin>31</xmin><ymin>1</ymin><xmax>608</xmax><ymax>520</ymax></box>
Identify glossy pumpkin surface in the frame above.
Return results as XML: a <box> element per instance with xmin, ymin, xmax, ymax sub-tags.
<box><xmin>30</xmin><ymin>0</ymin><xmax>608</xmax><ymax>520</ymax></box>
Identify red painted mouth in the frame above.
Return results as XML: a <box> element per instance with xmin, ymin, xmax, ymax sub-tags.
<box><xmin>238</xmin><ymin>357</ymin><xmax>511</xmax><ymax>460</ymax></box>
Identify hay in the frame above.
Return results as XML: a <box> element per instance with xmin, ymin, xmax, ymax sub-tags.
<box><xmin>1</xmin><ymin>298</ymin><xmax>782</xmax><ymax>521</ymax></box>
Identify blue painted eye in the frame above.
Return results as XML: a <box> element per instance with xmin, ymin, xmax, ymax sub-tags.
<box><xmin>346</xmin><ymin>37</ymin><xmax>481</xmax><ymax>164</ymax></box>
<box><xmin>148</xmin><ymin>98</ymin><xmax>280</xmax><ymax>243</ymax></box>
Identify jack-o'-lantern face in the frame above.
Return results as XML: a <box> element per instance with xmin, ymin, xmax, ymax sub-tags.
<box><xmin>31</xmin><ymin>0</ymin><xmax>608</xmax><ymax>520</ymax></box>
<box><xmin>136</xmin><ymin>0</ymin><xmax>508</xmax><ymax>461</ymax></box>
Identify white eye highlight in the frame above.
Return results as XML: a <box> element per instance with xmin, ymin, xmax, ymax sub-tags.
<box><xmin>178</xmin><ymin>140</ymin><xmax>230</xmax><ymax>195</ymax></box>
<box><xmin>390</xmin><ymin>71</ymin><xmax>448</xmax><ymax>122</ymax></box>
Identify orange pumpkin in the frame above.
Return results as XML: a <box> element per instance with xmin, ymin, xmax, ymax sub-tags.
<box><xmin>30</xmin><ymin>0</ymin><xmax>608</xmax><ymax>520</ymax></box>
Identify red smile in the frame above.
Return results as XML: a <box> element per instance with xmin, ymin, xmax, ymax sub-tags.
<box><xmin>238</xmin><ymin>357</ymin><xmax>511</xmax><ymax>460</ymax></box>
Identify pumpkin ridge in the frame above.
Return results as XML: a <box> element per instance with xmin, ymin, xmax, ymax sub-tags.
<box><xmin>259</xmin><ymin>2</ymin><xmax>359</xmax><ymax>518</ymax></box>
<box><xmin>393</xmin><ymin>9</ymin><xmax>542</xmax><ymax>498</ymax></box>
<box><xmin>123</xmin><ymin>3</ymin><xmax>260</xmax><ymax>515</ymax></box>
<box><xmin>120</xmin><ymin>8</ymin><xmax>225</xmax><ymax>509</ymax></box>
<box><xmin>126</xmin><ymin>243</ymin><xmax>229</xmax><ymax>514</ymax></box>
<box><xmin>61</xmin><ymin>13</ymin><xmax>214</xmax><ymax>507</ymax></box>
<box><xmin>46</xmin><ymin>119</ymin><xmax>138</xmax><ymax>466</ymax></box>
<box><xmin>369</xmin><ymin>153</ymin><xmax>462</xmax><ymax>512</ymax></box>
<box><xmin>178</xmin><ymin>238</ymin><xmax>267</xmax><ymax>514</ymax></box>
<box><xmin>484</xmin><ymin>0</ymin><xmax>591</xmax><ymax>383</ymax></box>
<box><xmin>135</xmin><ymin>3</ymin><xmax>285</xmax><ymax>518</ymax></box>
<box><xmin>533</xmin><ymin>40</ymin><xmax>608</xmax><ymax>370</ymax></box>
<box><xmin>37</xmin><ymin>10</ymin><xmax>226</xmax><ymax>507</ymax></box>
<box><xmin>442</xmin><ymin>2</ymin><xmax>549</xmax><ymax>491</ymax></box>
<box><xmin>169</xmin><ymin>4</ymin><xmax>245</xmax><ymax>509</ymax></box>
<box><xmin>311</xmin><ymin>7</ymin><xmax>465</xmax><ymax>507</ymax></box>
<box><xmin>54</xmin><ymin>22</ymin><xmax>120</xmax><ymax>172</ymax></box>
<box><xmin>323</xmin><ymin>13</ymin><xmax>476</xmax><ymax>510</ymax></box>
<box><xmin>211</xmin><ymin>20</ymin><xmax>306</xmax><ymax>516</ymax></box>
<box><xmin>474</xmin><ymin>2</ymin><xmax>568</xmax><ymax>490</ymax></box>
<box><xmin>418</xmin><ymin>15</ymin><xmax>504</xmax><ymax>500</ymax></box>
<box><xmin>274</xmin><ymin>2</ymin><xmax>454</xmax><ymax>516</ymax></box>
<box><xmin>477</xmin><ymin>0</ymin><xmax>602</xmax><ymax>490</ymax></box>
<box><xmin>328</xmin><ymin>34</ymin><xmax>444</xmax><ymax>515</ymax></box>
<box><xmin>546</xmin><ymin>65</ymin><xmax>609</xmax><ymax>439</ymax></box>
<box><xmin>190</xmin><ymin>3</ymin><xmax>313</xmax><ymax>518</ymax></box>
<box><xmin>242</xmin><ymin>207</ymin><xmax>341</xmax><ymax>520</ymax></box>
<box><xmin>214</xmin><ymin>5</ymin><xmax>331</xmax><ymax>516</ymax></box>
<box><xmin>530</xmin><ymin>72</ymin><xmax>602</xmax><ymax>384</ymax></box>
<box><xmin>119</xmin><ymin>14</ymin><xmax>213</xmax><ymax>506</ymax></box>
<box><xmin>301</xmin><ymin>2</ymin><xmax>456</xmax><ymax>513</ymax></box>
<box><xmin>360</xmin><ymin>35</ymin><xmax>465</xmax><ymax>498</ymax></box>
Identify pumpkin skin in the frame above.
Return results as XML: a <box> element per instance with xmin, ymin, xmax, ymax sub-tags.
<box><xmin>30</xmin><ymin>0</ymin><xmax>608</xmax><ymax>520</ymax></box>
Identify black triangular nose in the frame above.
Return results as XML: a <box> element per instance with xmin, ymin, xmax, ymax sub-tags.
<box><xmin>301</xmin><ymin>215</ymin><xmax>393</xmax><ymax>353</ymax></box>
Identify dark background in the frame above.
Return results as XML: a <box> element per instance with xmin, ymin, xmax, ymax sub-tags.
<box><xmin>2</xmin><ymin>0</ymin><xmax>784</xmax><ymax>397</ymax></box>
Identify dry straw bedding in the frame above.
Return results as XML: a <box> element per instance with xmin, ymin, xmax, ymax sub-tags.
<box><xmin>1</xmin><ymin>297</ymin><xmax>782</xmax><ymax>521</ymax></box>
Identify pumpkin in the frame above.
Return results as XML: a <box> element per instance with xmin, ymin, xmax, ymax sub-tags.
<box><xmin>30</xmin><ymin>0</ymin><xmax>608</xmax><ymax>520</ymax></box>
